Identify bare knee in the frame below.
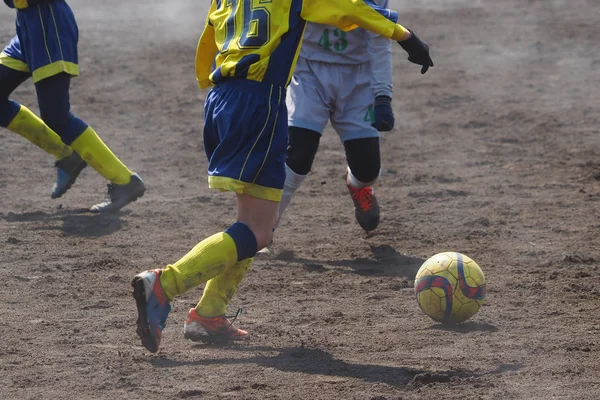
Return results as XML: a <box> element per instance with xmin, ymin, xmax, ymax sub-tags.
<box><xmin>236</xmin><ymin>194</ymin><xmax>278</xmax><ymax>250</ymax></box>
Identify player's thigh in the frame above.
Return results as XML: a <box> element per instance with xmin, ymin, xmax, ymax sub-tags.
<box><xmin>204</xmin><ymin>81</ymin><xmax>288</xmax><ymax>203</ymax></box>
<box><xmin>0</xmin><ymin>64</ymin><xmax>30</xmax><ymax>127</ymax></box>
<box><xmin>0</xmin><ymin>64</ymin><xmax>30</xmax><ymax>99</ymax></box>
<box><xmin>286</xmin><ymin>58</ymin><xmax>330</xmax><ymax>134</ymax></box>
<box><xmin>15</xmin><ymin>1</ymin><xmax>79</xmax><ymax>83</ymax></box>
<box><xmin>331</xmin><ymin>64</ymin><xmax>378</xmax><ymax>142</ymax></box>
<box><xmin>0</xmin><ymin>35</ymin><xmax>31</xmax><ymax>83</ymax></box>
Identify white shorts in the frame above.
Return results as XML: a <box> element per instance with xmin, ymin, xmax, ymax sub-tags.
<box><xmin>286</xmin><ymin>57</ymin><xmax>378</xmax><ymax>142</ymax></box>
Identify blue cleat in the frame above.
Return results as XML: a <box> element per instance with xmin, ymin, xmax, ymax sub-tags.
<box><xmin>131</xmin><ymin>269</ymin><xmax>171</xmax><ymax>353</ymax></box>
<box><xmin>51</xmin><ymin>152</ymin><xmax>87</xmax><ymax>199</ymax></box>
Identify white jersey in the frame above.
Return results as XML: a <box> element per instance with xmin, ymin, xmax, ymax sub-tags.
<box><xmin>298</xmin><ymin>0</ymin><xmax>393</xmax><ymax>98</ymax></box>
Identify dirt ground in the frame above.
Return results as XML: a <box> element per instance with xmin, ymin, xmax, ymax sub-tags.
<box><xmin>1</xmin><ymin>0</ymin><xmax>599</xmax><ymax>399</ymax></box>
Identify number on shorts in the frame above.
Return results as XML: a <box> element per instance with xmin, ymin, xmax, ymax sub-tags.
<box><xmin>364</xmin><ymin>105</ymin><xmax>375</xmax><ymax>123</ymax></box>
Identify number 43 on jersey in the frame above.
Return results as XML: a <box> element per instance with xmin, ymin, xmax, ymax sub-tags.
<box><xmin>318</xmin><ymin>28</ymin><xmax>348</xmax><ymax>52</ymax></box>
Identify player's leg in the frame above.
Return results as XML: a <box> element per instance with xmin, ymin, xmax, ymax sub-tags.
<box><xmin>132</xmin><ymin>81</ymin><xmax>286</xmax><ymax>351</ymax></box>
<box><xmin>3</xmin><ymin>7</ymin><xmax>90</xmax><ymax>199</ymax></box>
<box><xmin>0</xmin><ymin>63</ymin><xmax>72</xmax><ymax>160</ymax></box>
<box><xmin>276</xmin><ymin>58</ymin><xmax>331</xmax><ymax>228</ymax></box>
<box><xmin>183</xmin><ymin>192</ymin><xmax>279</xmax><ymax>342</ymax></box>
<box><xmin>158</xmin><ymin>194</ymin><xmax>275</xmax><ymax>304</ymax></box>
<box><xmin>28</xmin><ymin>73</ymin><xmax>91</xmax><ymax>199</ymax></box>
<box><xmin>22</xmin><ymin>0</ymin><xmax>144</xmax><ymax>210</ymax></box>
<box><xmin>277</xmin><ymin>127</ymin><xmax>321</xmax><ymax>226</ymax></box>
<box><xmin>331</xmin><ymin>63</ymin><xmax>382</xmax><ymax>231</ymax></box>
<box><xmin>343</xmin><ymin>137</ymin><xmax>381</xmax><ymax>231</ymax></box>
<box><xmin>184</xmin><ymin>257</ymin><xmax>253</xmax><ymax>342</ymax></box>
<box><xmin>0</xmin><ymin>41</ymin><xmax>81</xmax><ymax>198</ymax></box>
<box><xmin>136</xmin><ymin>217</ymin><xmax>259</xmax><ymax>348</ymax></box>
<box><xmin>34</xmin><ymin>72</ymin><xmax>145</xmax><ymax>211</ymax></box>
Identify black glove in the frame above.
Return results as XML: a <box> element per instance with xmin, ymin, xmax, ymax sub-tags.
<box><xmin>398</xmin><ymin>30</ymin><xmax>434</xmax><ymax>74</ymax></box>
<box><xmin>372</xmin><ymin>96</ymin><xmax>394</xmax><ymax>132</ymax></box>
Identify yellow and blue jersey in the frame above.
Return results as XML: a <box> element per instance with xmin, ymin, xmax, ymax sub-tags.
<box><xmin>196</xmin><ymin>0</ymin><xmax>404</xmax><ymax>89</ymax></box>
<box><xmin>0</xmin><ymin>0</ymin><xmax>78</xmax><ymax>82</ymax></box>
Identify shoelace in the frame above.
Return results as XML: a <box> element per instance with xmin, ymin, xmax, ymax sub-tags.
<box><xmin>224</xmin><ymin>308</ymin><xmax>244</xmax><ymax>332</ymax></box>
<box><xmin>104</xmin><ymin>183</ymin><xmax>117</xmax><ymax>202</ymax></box>
<box><xmin>351</xmin><ymin>187</ymin><xmax>374</xmax><ymax>211</ymax></box>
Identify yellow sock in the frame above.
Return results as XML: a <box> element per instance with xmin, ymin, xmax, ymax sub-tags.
<box><xmin>159</xmin><ymin>232</ymin><xmax>239</xmax><ymax>300</ymax></box>
<box><xmin>70</xmin><ymin>127</ymin><xmax>132</xmax><ymax>184</ymax></box>
<box><xmin>7</xmin><ymin>105</ymin><xmax>73</xmax><ymax>160</ymax></box>
<box><xmin>195</xmin><ymin>257</ymin><xmax>253</xmax><ymax>317</ymax></box>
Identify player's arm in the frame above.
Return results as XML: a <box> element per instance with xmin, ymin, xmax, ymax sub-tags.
<box><xmin>195</xmin><ymin>0</ymin><xmax>219</xmax><ymax>89</ymax></box>
<box><xmin>301</xmin><ymin>0</ymin><xmax>433</xmax><ymax>74</ymax></box>
<box><xmin>367</xmin><ymin>32</ymin><xmax>392</xmax><ymax>100</ymax></box>
<box><xmin>367</xmin><ymin>3</ymin><xmax>394</xmax><ymax>131</ymax></box>
<box><xmin>366</xmin><ymin>0</ymin><xmax>392</xmax><ymax>98</ymax></box>
<box><xmin>301</xmin><ymin>0</ymin><xmax>406</xmax><ymax>40</ymax></box>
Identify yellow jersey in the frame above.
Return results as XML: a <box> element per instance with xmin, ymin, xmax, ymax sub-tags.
<box><xmin>196</xmin><ymin>0</ymin><xmax>407</xmax><ymax>89</ymax></box>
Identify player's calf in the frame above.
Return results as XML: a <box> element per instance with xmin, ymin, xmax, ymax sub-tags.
<box><xmin>346</xmin><ymin>167</ymin><xmax>380</xmax><ymax>232</ymax></box>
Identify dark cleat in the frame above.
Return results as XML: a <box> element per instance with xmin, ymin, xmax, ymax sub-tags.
<box><xmin>347</xmin><ymin>184</ymin><xmax>380</xmax><ymax>232</ymax></box>
<box><xmin>51</xmin><ymin>152</ymin><xmax>87</xmax><ymax>199</ymax></box>
<box><xmin>90</xmin><ymin>173</ymin><xmax>146</xmax><ymax>213</ymax></box>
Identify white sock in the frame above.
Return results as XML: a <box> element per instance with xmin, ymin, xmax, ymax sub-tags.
<box><xmin>275</xmin><ymin>164</ymin><xmax>307</xmax><ymax>229</ymax></box>
<box><xmin>347</xmin><ymin>166</ymin><xmax>379</xmax><ymax>189</ymax></box>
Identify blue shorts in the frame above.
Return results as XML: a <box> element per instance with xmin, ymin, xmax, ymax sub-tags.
<box><xmin>204</xmin><ymin>79</ymin><xmax>287</xmax><ymax>202</ymax></box>
<box><xmin>0</xmin><ymin>0</ymin><xmax>79</xmax><ymax>83</ymax></box>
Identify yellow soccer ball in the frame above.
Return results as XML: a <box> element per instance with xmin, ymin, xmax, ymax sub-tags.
<box><xmin>414</xmin><ymin>252</ymin><xmax>486</xmax><ymax>324</ymax></box>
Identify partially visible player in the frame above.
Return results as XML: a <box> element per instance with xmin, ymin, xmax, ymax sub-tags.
<box><xmin>132</xmin><ymin>0</ymin><xmax>433</xmax><ymax>353</ymax></box>
<box><xmin>0</xmin><ymin>0</ymin><xmax>145</xmax><ymax>212</ymax></box>
<box><xmin>278</xmin><ymin>0</ymin><xmax>396</xmax><ymax>235</ymax></box>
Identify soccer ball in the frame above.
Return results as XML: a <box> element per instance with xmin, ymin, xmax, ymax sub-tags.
<box><xmin>414</xmin><ymin>252</ymin><xmax>486</xmax><ymax>324</ymax></box>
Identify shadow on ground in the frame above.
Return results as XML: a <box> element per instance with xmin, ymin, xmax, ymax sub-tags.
<box><xmin>150</xmin><ymin>346</ymin><xmax>476</xmax><ymax>387</ymax></box>
<box><xmin>269</xmin><ymin>244</ymin><xmax>424</xmax><ymax>279</ymax></box>
<box><xmin>428</xmin><ymin>321</ymin><xmax>499</xmax><ymax>333</ymax></box>
<box><xmin>1</xmin><ymin>209</ymin><xmax>125</xmax><ymax>237</ymax></box>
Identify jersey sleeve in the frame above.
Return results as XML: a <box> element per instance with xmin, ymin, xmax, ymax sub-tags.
<box><xmin>300</xmin><ymin>0</ymin><xmax>407</xmax><ymax>40</ymax></box>
<box><xmin>195</xmin><ymin>0</ymin><xmax>219</xmax><ymax>89</ymax></box>
<box><xmin>367</xmin><ymin>0</ymin><xmax>393</xmax><ymax>98</ymax></box>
